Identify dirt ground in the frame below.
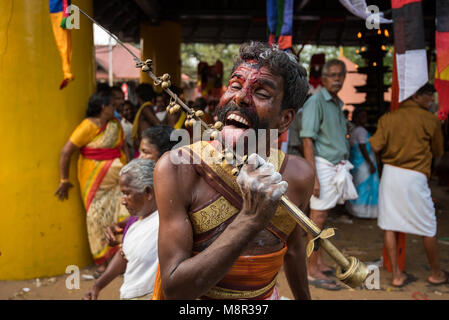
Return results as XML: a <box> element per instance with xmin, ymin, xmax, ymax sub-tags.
<box><xmin>1</xmin><ymin>178</ymin><xmax>448</xmax><ymax>301</ymax></box>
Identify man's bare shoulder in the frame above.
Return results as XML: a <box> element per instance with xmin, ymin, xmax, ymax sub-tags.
<box><xmin>283</xmin><ymin>154</ymin><xmax>315</xmax><ymax>187</ymax></box>
<box><xmin>154</xmin><ymin>149</ymin><xmax>200</xmax><ymax>189</ymax></box>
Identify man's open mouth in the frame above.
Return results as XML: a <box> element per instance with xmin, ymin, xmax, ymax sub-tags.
<box><xmin>224</xmin><ymin>112</ymin><xmax>251</xmax><ymax>129</ymax></box>
<box><xmin>220</xmin><ymin>112</ymin><xmax>254</xmax><ymax>147</ymax></box>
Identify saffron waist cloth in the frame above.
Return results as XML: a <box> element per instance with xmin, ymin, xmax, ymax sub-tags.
<box><xmin>152</xmin><ymin>246</ymin><xmax>287</xmax><ymax>300</ymax></box>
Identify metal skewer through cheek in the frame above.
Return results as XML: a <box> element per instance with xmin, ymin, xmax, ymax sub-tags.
<box><xmin>78</xmin><ymin>8</ymin><xmax>369</xmax><ymax>288</ymax></box>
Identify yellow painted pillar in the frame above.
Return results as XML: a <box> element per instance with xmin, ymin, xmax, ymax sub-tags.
<box><xmin>0</xmin><ymin>0</ymin><xmax>95</xmax><ymax>280</ymax></box>
<box><xmin>140</xmin><ymin>21</ymin><xmax>181</xmax><ymax>87</ymax></box>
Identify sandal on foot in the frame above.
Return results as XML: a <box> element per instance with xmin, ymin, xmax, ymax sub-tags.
<box><xmin>427</xmin><ymin>270</ymin><xmax>449</xmax><ymax>286</ymax></box>
<box><xmin>308</xmin><ymin>278</ymin><xmax>342</xmax><ymax>291</ymax></box>
<box><xmin>392</xmin><ymin>272</ymin><xmax>417</xmax><ymax>288</ymax></box>
<box><xmin>93</xmin><ymin>267</ymin><xmax>106</xmax><ymax>279</ymax></box>
<box><xmin>322</xmin><ymin>267</ymin><xmax>337</xmax><ymax>277</ymax></box>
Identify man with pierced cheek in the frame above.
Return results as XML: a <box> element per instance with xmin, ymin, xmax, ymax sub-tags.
<box><xmin>216</xmin><ymin>62</ymin><xmax>282</xmax><ymax>152</ymax></box>
<box><xmin>152</xmin><ymin>42</ymin><xmax>314</xmax><ymax>300</ymax></box>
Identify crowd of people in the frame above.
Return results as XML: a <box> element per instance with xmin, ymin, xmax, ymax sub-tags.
<box><xmin>55</xmin><ymin>80</ymin><xmax>221</xmax><ymax>298</ymax></box>
<box><xmin>294</xmin><ymin>59</ymin><xmax>446</xmax><ymax>290</ymax></box>
<box><xmin>54</xmin><ymin>41</ymin><xmax>447</xmax><ymax>300</ymax></box>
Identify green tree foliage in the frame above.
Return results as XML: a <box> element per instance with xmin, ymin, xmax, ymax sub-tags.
<box><xmin>181</xmin><ymin>43</ymin><xmax>240</xmax><ymax>83</ymax></box>
<box><xmin>294</xmin><ymin>45</ymin><xmax>339</xmax><ymax>74</ymax></box>
<box><xmin>181</xmin><ymin>43</ymin><xmax>393</xmax><ymax>85</ymax></box>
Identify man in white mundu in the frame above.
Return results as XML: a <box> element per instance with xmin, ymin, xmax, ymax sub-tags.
<box><xmin>300</xmin><ymin>59</ymin><xmax>358</xmax><ymax>291</ymax></box>
<box><xmin>370</xmin><ymin>83</ymin><xmax>446</xmax><ymax>287</ymax></box>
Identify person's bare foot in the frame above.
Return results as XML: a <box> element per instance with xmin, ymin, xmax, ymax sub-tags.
<box><xmin>391</xmin><ymin>272</ymin><xmax>407</xmax><ymax>287</ymax></box>
<box><xmin>427</xmin><ymin>271</ymin><xmax>448</xmax><ymax>285</ymax></box>
<box><xmin>392</xmin><ymin>272</ymin><xmax>418</xmax><ymax>288</ymax></box>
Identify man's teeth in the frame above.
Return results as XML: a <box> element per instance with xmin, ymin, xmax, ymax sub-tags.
<box><xmin>227</xmin><ymin>113</ymin><xmax>249</xmax><ymax>126</ymax></box>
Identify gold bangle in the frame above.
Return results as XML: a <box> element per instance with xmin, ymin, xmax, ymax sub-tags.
<box><xmin>60</xmin><ymin>178</ymin><xmax>70</xmax><ymax>183</ymax></box>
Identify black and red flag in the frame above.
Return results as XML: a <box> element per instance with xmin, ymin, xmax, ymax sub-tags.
<box><xmin>391</xmin><ymin>0</ymin><xmax>428</xmax><ymax>102</ymax></box>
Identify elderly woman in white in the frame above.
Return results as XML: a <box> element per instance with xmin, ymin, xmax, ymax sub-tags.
<box><xmin>84</xmin><ymin>159</ymin><xmax>159</xmax><ymax>300</ymax></box>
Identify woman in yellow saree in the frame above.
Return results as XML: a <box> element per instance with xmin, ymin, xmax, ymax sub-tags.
<box><xmin>55</xmin><ymin>91</ymin><xmax>129</xmax><ymax>277</ymax></box>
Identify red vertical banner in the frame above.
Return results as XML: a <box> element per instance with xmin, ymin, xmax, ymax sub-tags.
<box><xmin>390</xmin><ymin>48</ymin><xmax>400</xmax><ymax>111</ymax></box>
<box><xmin>383</xmin><ymin>233</ymin><xmax>406</xmax><ymax>272</ymax></box>
<box><xmin>435</xmin><ymin>0</ymin><xmax>449</xmax><ymax>121</ymax></box>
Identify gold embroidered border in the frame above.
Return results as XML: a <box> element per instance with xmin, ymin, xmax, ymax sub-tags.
<box><xmin>190</xmin><ymin>196</ymin><xmax>239</xmax><ymax>234</ymax></box>
<box><xmin>204</xmin><ymin>277</ymin><xmax>277</xmax><ymax>300</ymax></box>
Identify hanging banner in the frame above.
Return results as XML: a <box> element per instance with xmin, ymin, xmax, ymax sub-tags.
<box><xmin>266</xmin><ymin>0</ymin><xmax>294</xmax><ymax>51</ymax></box>
<box><xmin>435</xmin><ymin>0</ymin><xmax>449</xmax><ymax>120</ymax></box>
<box><xmin>49</xmin><ymin>0</ymin><xmax>74</xmax><ymax>89</ymax></box>
<box><xmin>339</xmin><ymin>0</ymin><xmax>392</xmax><ymax>24</ymax></box>
<box><xmin>391</xmin><ymin>0</ymin><xmax>428</xmax><ymax>102</ymax></box>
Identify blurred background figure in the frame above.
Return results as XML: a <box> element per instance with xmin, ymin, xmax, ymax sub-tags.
<box><xmin>300</xmin><ymin>59</ymin><xmax>356</xmax><ymax>290</ymax></box>
<box><xmin>54</xmin><ymin>90</ymin><xmax>129</xmax><ymax>278</ymax></box>
<box><xmin>84</xmin><ymin>159</ymin><xmax>159</xmax><ymax>300</ymax></box>
<box><xmin>193</xmin><ymin>97</ymin><xmax>213</xmax><ymax>124</ymax></box>
<box><xmin>345</xmin><ymin>108</ymin><xmax>379</xmax><ymax>219</ymax></box>
<box><xmin>154</xmin><ymin>93</ymin><xmax>167</xmax><ymax>122</ymax></box>
<box><xmin>121</xmin><ymin>100</ymin><xmax>136</xmax><ymax>159</ymax></box>
<box><xmin>205</xmin><ymin>97</ymin><xmax>219</xmax><ymax>122</ymax></box>
<box><xmin>111</xmin><ymin>86</ymin><xmax>125</xmax><ymax>121</ymax></box>
<box><xmin>104</xmin><ymin>125</ymin><xmax>180</xmax><ymax>249</ymax></box>
<box><xmin>370</xmin><ymin>83</ymin><xmax>446</xmax><ymax>288</ymax></box>
<box><xmin>132</xmin><ymin>83</ymin><xmax>161</xmax><ymax>156</ymax></box>
<box><xmin>138</xmin><ymin>126</ymin><xmax>178</xmax><ymax>161</ymax></box>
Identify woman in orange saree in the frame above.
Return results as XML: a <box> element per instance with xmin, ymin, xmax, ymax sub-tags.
<box><xmin>55</xmin><ymin>91</ymin><xmax>129</xmax><ymax>277</ymax></box>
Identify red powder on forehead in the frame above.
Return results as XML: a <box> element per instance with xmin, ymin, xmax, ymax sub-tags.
<box><xmin>245</xmin><ymin>59</ymin><xmax>258</xmax><ymax>65</ymax></box>
<box><xmin>226</xmin><ymin>67</ymin><xmax>259</xmax><ymax>113</ymax></box>
<box><xmin>244</xmin><ymin>70</ymin><xmax>261</xmax><ymax>107</ymax></box>
<box><xmin>223</xmin><ymin>64</ymin><xmax>275</xmax><ymax>114</ymax></box>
